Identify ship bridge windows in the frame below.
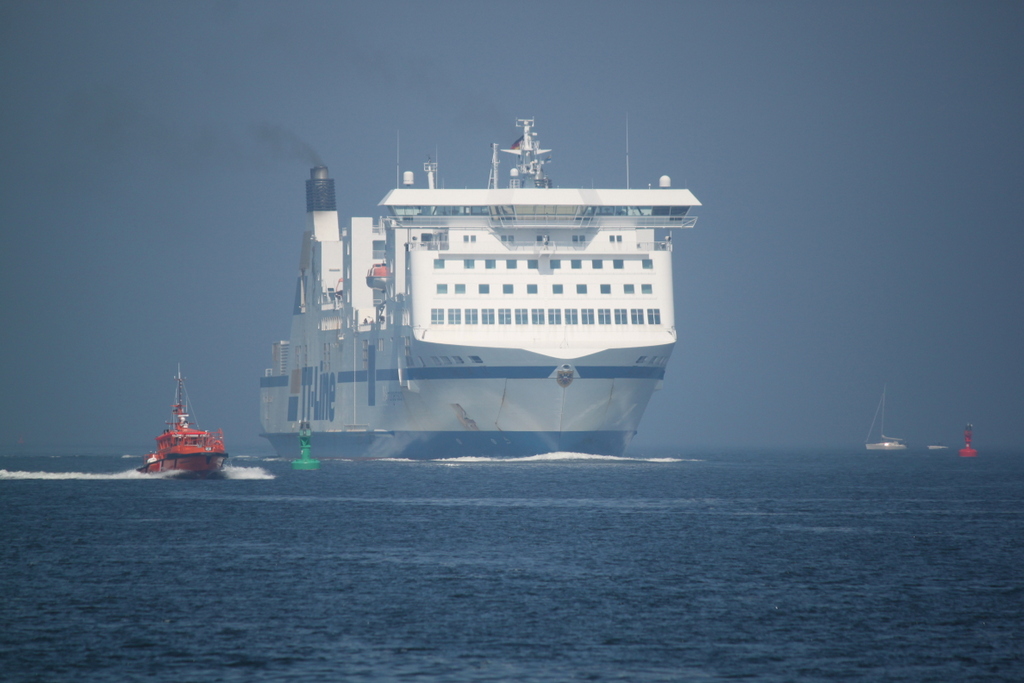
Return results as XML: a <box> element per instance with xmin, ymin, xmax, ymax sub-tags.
<box><xmin>394</xmin><ymin>206</ymin><xmax>492</xmax><ymax>216</ymax></box>
<box><xmin>594</xmin><ymin>206</ymin><xmax>689</xmax><ymax>216</ymax></box>
<box><xmin>514</xmin><ymin>205</ymin><xmax>579</xmax><ymax>217</ymax></box>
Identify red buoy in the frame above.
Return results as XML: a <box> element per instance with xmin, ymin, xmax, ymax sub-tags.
<box><xmin>959</xmin><ymin>423</ymin><xmax>977</xmax><ymax>458</ymax></box>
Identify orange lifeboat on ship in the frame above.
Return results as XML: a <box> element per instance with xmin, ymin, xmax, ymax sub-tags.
<box><xmin>365</xmin><ymin>263</ymin><xmax>392</xmax><ymax>291</ymax></box>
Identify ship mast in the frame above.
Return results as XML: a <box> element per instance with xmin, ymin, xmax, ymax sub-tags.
<box><xmin>424</xmin><ymin>158</ymin><xmax>437</xmax><ymax>190</ymax></box>
<box><xmin>501</xmin><ymin>118</ymin><xmax>552</xmax><ymax>188</ymax></box>
<box><xmin>171</xmin><ymin>367</ymin><xmax>190</xmax><ymax>430</ymax></box>
<box><xmin>487</xmin><ymin>143</ymin><xmax>500</xmax><ymax>189</ymax></box>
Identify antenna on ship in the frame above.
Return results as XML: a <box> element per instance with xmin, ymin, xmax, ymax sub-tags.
<box><xmin>502</xmin><ymin>118</ymin><xmax>552</xmax><ymax>188</ymax></box>
<box><xmin>625</xmin><ymin>113</ymin><xmax>630</xmax><ymax>189</ymax></box>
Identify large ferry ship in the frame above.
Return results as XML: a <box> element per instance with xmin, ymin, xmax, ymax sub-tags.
<box><xmin>259</xmin><ymin>119</ymin><xmax>699</xmax><ymax>458</ymax></box>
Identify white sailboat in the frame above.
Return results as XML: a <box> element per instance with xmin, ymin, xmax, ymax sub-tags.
<box><xmin>865</xmin><ymin>385</ymin><xmax>907</xmax><ymax>450</ymax></box>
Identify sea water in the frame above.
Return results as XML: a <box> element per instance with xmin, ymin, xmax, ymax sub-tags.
<box><xmin>1</xmin><ymin>448</ymin><xmax>1021</xmax><ymax>682</ymax></box>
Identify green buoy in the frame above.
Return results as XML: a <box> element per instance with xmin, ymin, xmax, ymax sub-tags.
<box><xmin>291</xmin><ymin>422</ymin><xmax>320</xmax><ymax>470</ymax></box>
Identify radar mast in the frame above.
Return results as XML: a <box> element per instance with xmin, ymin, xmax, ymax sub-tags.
<box><xmin>501</xmin><ymin>118</ymin><xmax>552</xmax><ymax>188</ymax></box>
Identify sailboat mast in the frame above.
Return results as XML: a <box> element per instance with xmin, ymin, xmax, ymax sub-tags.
<box><xmin>866</xmin><ymin>387</ymin><xmax>884</xmax><ymax>443</ymax></box>
<box><xmin>880</xmin><ymin>385</ymin><xmax>886</xmax><ymax>438</ymax></box>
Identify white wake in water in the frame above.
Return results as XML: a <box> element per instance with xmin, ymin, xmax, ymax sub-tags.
<box><xmin>220</xmin><ymin>464</ymin><xmax>275</xmax><ymax>479</ymax></box>
<box><xmin>0</xmin><ymin>465</ymin><xmax>274</xmax><ymax>480</ymax></box>
<box><xmin>433</xmin><ymin>451</ymin><xmax>688</xmax><ymax>463</ymax></box>
<box><xmin>0</xmin><ymin>469</ymin><xmax>167</xmax><ymax>480</ymax></box>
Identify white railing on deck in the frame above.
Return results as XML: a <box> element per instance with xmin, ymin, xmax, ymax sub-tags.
<box><xmin>384</xmin><ymin>215</ymin><xmax>696</xmax><ymax>230</ymax></box>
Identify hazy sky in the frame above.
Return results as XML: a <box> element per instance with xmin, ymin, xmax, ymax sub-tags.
<box><xmin>2</xmin><ymin>1</ymin><xmax>1022</xmax><ymax>451</ymax></box>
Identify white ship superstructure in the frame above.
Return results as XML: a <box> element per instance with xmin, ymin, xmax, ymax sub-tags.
<box><xmin>260</xmin><ymin>119</ymin><xmax>699</xmax><ymax>458</ymax></box>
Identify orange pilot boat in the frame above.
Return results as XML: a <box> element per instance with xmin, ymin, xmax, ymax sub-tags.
<box><xmin>138</xmin><ymin>370</ymin><xmax>228</xmax><ymax>478</ymax></box>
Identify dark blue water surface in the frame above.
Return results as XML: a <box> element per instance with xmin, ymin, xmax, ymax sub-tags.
<box><xmin>2</xmin><ymin>448</ymin><xmax>1022</xmax><ymax>682</ymax></box>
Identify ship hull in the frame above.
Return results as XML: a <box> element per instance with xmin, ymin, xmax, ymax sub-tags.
<box><xmin>138</xmin><ymin>452</ymin><xmax>228</xmax><ymax>478</ymax></box>
<box><xmin>261</xmin><ymin>342</ymin><xmax>671</xmax><ymax>460</ymax></box>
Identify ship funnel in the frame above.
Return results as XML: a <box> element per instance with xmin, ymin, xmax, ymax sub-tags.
<box><xmin>306</xmin><ymin>166</ymin><xmax>336</xmax><ymax>212</ymax></box>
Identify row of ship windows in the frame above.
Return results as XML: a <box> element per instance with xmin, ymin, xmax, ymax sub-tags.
<box><xmin>437</xmin><ymin>283</ymin><xmax>653</xmax><ymax>295</ymax></box>
<box><xmin>467</xmin><ymin>234</ymin><xmax>624</xmax><ymax>243</ymax></box>
<box><xmin>429</xmin><ymin>308</ymin><xmax>663</xmax><ymax>325</ymax></box>
<box><xmin>435</xmin><ymin>258</ymin><xmax>654</xmax><ymax>270</ymax></box>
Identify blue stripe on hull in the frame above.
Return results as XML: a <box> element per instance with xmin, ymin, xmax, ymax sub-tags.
<box><xmin>261</xmin><ymin>430</ymin><xmax>636</xmax><ymax>460</ymax></box>
<box><xmin>259</xmin><ymin>365</ymin><xmax>666</xmax><ymax>386</ymax></box>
